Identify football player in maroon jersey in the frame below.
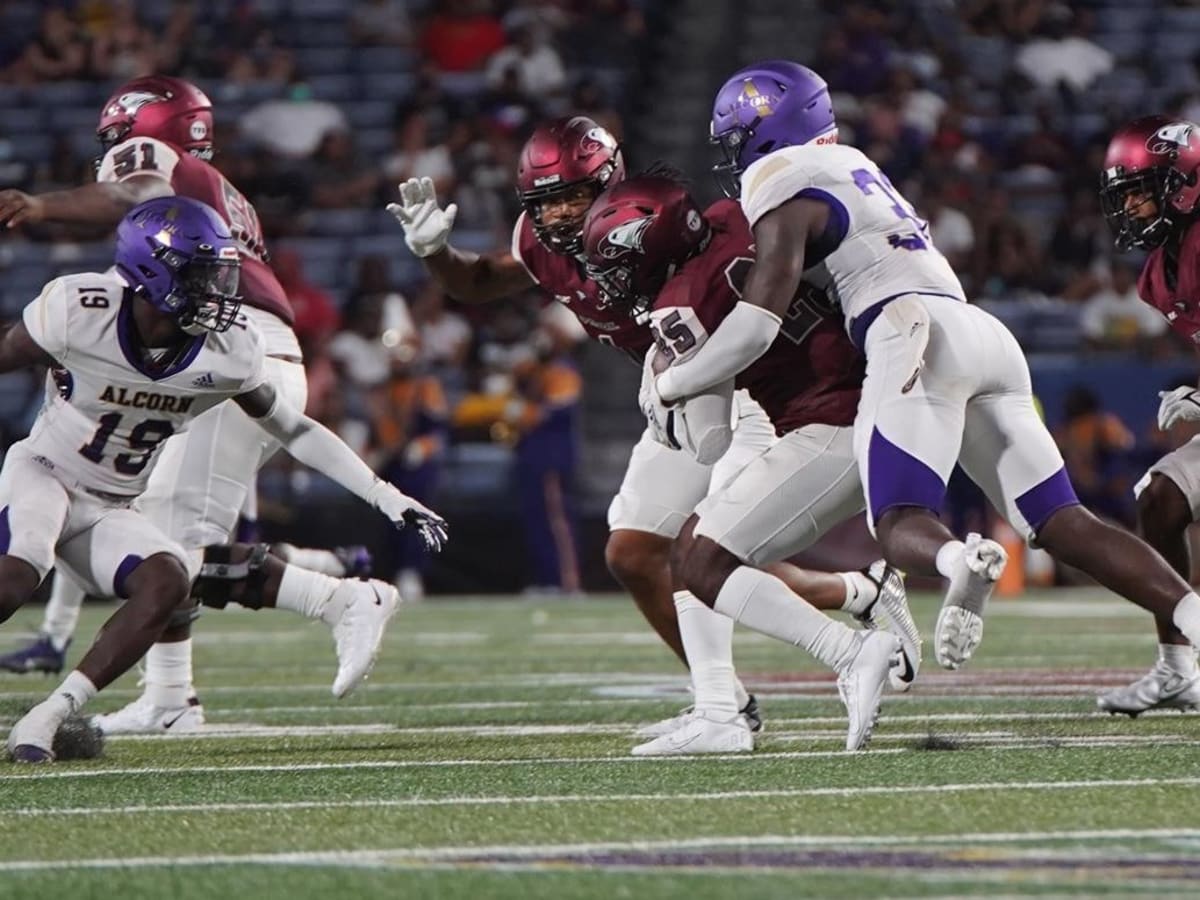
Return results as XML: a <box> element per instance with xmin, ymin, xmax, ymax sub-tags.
<box><xmin>0</xmin><ymin>76</ymin><xmax>439</xmax><ymax>733</ymax></box>
<box><xmin>1097</xmin><ymin>115</ymin><xmax>1200</xmax><ymax>715</ymax></box>
<box><xmin>582</xmin><ymin>174</ymin><xmax>918</xmax><ymax>751</ymax></box>
<box><xmin>390</xmin><ymin>119</ymin><xmax>908</xmax><ymax>747</ymax></box>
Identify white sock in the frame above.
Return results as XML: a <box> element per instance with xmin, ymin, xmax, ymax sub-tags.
<box><xmin>839</xmin><ymin>571</ymin><xmax>878</xmax><ymax>616</ymax></box>
<box><xmin>1171</xmin><ymin>593</ymin><xmax>1200</xmax><ymax>649</ymax></box>
<box><xmin>144</xmin><ymin>640</ymin><xmax>194</xmax><ymax>708</ymax></box>
<box><xmin>1160</xmin><ymin>642</ymin><xmax>1199</xmax><ymax>676</ymax></box>
<box><xmin>674</xmin><ymin>590</ymin><xmax>739</xmax><ymax>718</ymax></box>
<box><xmin>54</xmin><ymin>670</ymin><xmax>97</xmax><ymax>715</ymax></box>
<box><xmin>733</xmin><ymin>678</ymin><xmax>751</xmax><ymax>711</ymax></box>
<box><xmin>274</xmin><ymin>544</ymin><xmax>347</xmax><ymax>577</ymax></box>
<box><xmin>936</xmin><ymin>541</ymin><xmax>965</xmax><ymax>578</ymax></box>
<box><xmin>714</xmin><ymin>566</ymin><xmax>861</xmax><ymax>672</ymax></box>
<box><xmin>275</xmin><ymin>564</ymin><xmax>341</xmax><ymax>620</ymax></box>
<box><xmin>42</xmin><ymin>572</ymin><xmax>87</xmax><ymax>652</ymax></box>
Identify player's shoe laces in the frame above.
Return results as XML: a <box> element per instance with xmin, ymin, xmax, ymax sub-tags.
<box><xmin>857</xmin><ymin>561</ymin><xmax>922</xmax><ymax>692</ymax></box>
<box><xmin>934</xmin><ymin>533</ymin><xmax>1007</xmax><ymax>670</ymax></box>
<box><xmin>837</xmin><ymin>630</ymin><xmax>900</xmax><ymax>752</ymax></box>
<box><xmin>334</xmin><ymin>545</ymin><xmax>373</xmax><ymax>578</ymax></box>
<box><xmin>0</xmin><ymin>635</ymin><xmax>68</xmax><ymax>675</ymax></box>
<box><xmin>92</xmin><ymin>695</ymin><xmax>204</xmax><ymax>735</ymax></box>
<box><xmin>6</xmin><ymin>694</ymin><xmax>75</xmax><ymax>763</ymax></box>
<box><xmin>1096</xmin><ymin>661</ymin><xmax>1200</xmax><ymax>717</ymax></box>
<box><xmin>631</xmin><ymin>710</ymin><xmax>754</xmax><ymax>756</ymax></box>
<box><xmin>634</xmin><ymin>693</ymin><xmax>763</xmax><ymax>738</ymax></box>
<box><xmin>323</xmin><ymin>579</ymin><xmax>399</xmax><ymax>698</ymax></box>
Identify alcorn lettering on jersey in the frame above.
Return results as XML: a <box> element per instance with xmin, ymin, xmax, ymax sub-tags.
<box><xmin>21</xmin><ymin>272</ymin><xmax>267</xmax><ymax>496</ymax></box>
<box><xmin>651</xmin><ymin>200</ymin><xmax>864</xmax><ymax>434</ymax></box>
<box><xmin>738</xmin><ymin>144</ymin><xmax>966</xmax><ymax>334</ymax></box>
<box><xmin>96</xmin><ymin>136</ymin><xmax>295</xmax><ymax>326</ymax></box>
<box><xmin>512</xmin><ymin>211</ymin><xmax>653</xmax><ymax>360</ymax></box>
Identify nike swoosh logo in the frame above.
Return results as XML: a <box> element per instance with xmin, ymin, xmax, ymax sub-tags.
<box><xmin>162</xmin><ymin>710</ymin><xmax>190</xmax><ymax>730</ymax></box>
<box><xmin>893</xmin><ymin>652</ymin><xmax>915</xmax><ymax>684</ymax></box>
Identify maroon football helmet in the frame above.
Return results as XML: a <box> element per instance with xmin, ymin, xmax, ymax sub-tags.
<box><xmin>516</xmin><ymin>116</ymin><xmax>625</xmax><ymax>255</ymax></box>
<box><xmin>1101</xmin><ymin>115</ymin><xmax>1200</xmax><ymax>250</ymax></box>
<box><xmin>97</xmin><ymin>75</ymin><xmax>215</xmax><ymax>162</ymax></box>
<box><xmin>581</xmin><ymin>175</ymin><xmax>711</xmax><ymax>320</ymax></box>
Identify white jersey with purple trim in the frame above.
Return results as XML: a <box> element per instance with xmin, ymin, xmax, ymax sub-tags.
<box><xmin>738</xmin><ymin>144</ymin><xmax>966</xmax><ymax>326</ymax></box>
<box><xmin>20</xmin><ymin>271</ymin><xmax>267</xmax><ymax>497</ymax></box>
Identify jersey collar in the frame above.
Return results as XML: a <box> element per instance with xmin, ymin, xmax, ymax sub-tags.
<box><xmin>117</xmin><ymin>292</ymin><xmax>206</xmax><ymax>381</ymax></box>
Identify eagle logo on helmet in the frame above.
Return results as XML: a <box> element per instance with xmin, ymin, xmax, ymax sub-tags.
<box><xmin>599</xmin><ymin>215</ymin><xmax>655</xmax><ymax>259</ymax></box>
<box><xmin>581</xmin><ymin>126</ymin><xmax>617</xmax><ymax>154</ymax></box>
<box><xmin>1147</xmin><ymin>122</ymin><xmax>1195</xmax><ymax>156</ymax></box>
<box><xmin>106</xmin><ymin>90</ymin><xmax>166</xmax><ymax>118</ymax></box>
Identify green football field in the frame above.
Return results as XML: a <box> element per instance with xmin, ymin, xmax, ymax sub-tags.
<box><xmin>2</xmin><ymin>589</ymin><xmax>1200</xmax><ymax>899</ymax></box>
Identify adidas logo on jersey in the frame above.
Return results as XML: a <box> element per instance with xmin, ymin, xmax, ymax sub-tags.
<box><xmin>191</xmin><ymin>372</ymin><xmax>216</xmax><ymax>388</ymax></box>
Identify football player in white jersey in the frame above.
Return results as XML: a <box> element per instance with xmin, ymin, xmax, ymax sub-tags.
<box><xmin>0</xmin><ymin>76</ymin><xmax>377</xmax><ymax>735</ymax></box>
<box><xmin>634</xmin><ymin>59</ymin><xmax>1200</xmax><ymax>676</ymax></box>
<box><xmin>2</xmin><ymin>197</ymin><xmax>446</xmax><ymax>762</ymax></box>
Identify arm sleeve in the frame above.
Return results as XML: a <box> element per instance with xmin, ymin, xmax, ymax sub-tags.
<box><xmin>21</xmin><ymin>278</ymin><xmax>70</xmax><ymax>362</ymax></box>
<box><xmin>95</xmin><ymin>136</ymin><xmax>179</xmax><ymax>186</ymax></box>
<box><xmin>655</xmin><ymin>301</ymin><xmax>781</xmax><ymax>403</ymax></box>
<box><xmin>511</xmin><ymin>212</ymin><xmax>539</xmax><ymax>283</ymax></box>
<box><xmin>253</xmin><ymin>391</ymin><xmax>385</xmax><ymax>505</ymax></box>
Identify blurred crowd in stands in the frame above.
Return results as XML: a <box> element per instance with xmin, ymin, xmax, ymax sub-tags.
<box><xmin>0</xmin><ymin>0</ymin><xmax>1198</xmax><ymax>591</ymax></box>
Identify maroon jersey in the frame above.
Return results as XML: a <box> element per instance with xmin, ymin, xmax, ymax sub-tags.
<box><xmin>1138</xmin><ymin>217</ymin><xmax>1200</xmax><ymax>345</ymax></box>
<box><xmin>97</xmin><ymin>136</ymin><xmax>295</xmax><ymax>326</ymax></box>
<box><xmin>512</xmin><ymin>211</ymin><xmax>652</xmax><ymax>359</ymax></box>
<box><xmin>651</xmin><ymin>200</ymin><xmax>863</xmax><ymax>434</ymax></box>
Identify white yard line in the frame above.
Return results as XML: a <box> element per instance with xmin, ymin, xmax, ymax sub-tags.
<box><xmin>8</xmin><ymin>775</ymin><xmax>1200</xmax><ymax>819</ymax></box>
<box><xmin>0</xmin><ymin>827</ymin><xmax>1197</xmax><ymax>872</ymax></box>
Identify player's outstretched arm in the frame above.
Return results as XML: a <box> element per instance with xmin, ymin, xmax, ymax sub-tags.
<box><xmin>234</xmin><ymin>383</ymin><xmax>448</xmax><ymax>551</ymax></box>
<box><xmin>654</xmin><ymin>198</ymin><xmax>831</xmax><ymax>404</ymax></box>
<box><xmin>386</xmin><ymin>177</ymin><xmax>533</xmax><ymax>304</ymax></box>
<box><xmin>0</xmin><ymin>320</ymin><xmax>58</xmax><ymax>373</ymax></box>
<box><xmin>0</xmin><ymin>175</ymin><xmax>173</xmax><ymax>230</ymax></box>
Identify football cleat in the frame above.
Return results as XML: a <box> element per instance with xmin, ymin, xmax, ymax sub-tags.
<box><xmin>631</xmin><ymin>711</ymin><xmax>754</xmax><ymax>756</ymax></box>
<box><xmin>6</xmin><ymin>696</ymin><xmax>71</xmax><ymax>763</ymax></box>
<box><xmin>1097</xmin><ymin>661</ymin><xmax>1200</xmax><ymax>717</ymax></box>
<box><xmin>324</xmin><ymin>579</ymin><xmax>399</xmax><ymax>698</ymax></box>
<box><xmin>838</xmin><ymin>630</ymin><xmax>900</xmax><ymax>752</ymax></box>
<box><xmin>858</xmin><ymin>561</ymin><xmax>922</xmax><ymax>692</ymax></box>
<box><xmin>634</xmin><ymin>693</ymin><xmax>764</xmax><ymax>738</ymax></box>
<box><xmin>334</xmin><ymin>545</ymin><xmax>373</xmax><ymax>578</ymax></box>
<box><xmin>0</xmin><ymin>635</ymin><xmax>69</xmax><ymax>675</ymax></box>
<box><xmin>92</xmin><ymin>695</ymin><xmax>204</xmax><ymax>735</ymax></box>
<box><xmin>934</xmin><ymin>533</ymin><xmax>1006</xmax><ymax>670</ymax></box>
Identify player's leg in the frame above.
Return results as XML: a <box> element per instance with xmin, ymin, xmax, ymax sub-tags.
<box><xmin>0</xmin><ymin>570</ymin><xmax>85</xmax><ymax>675</ymax></box>
<box><xmin>674</xmin><ymin>424</ymin><xmax>904</xmax><ymax>752</ymax></box>
<box><xmin>8</xmin><ymin>510</ymin><xmax>191</xmax><ymax>762</ymax></box>
<box><xmin>1097</xmin><ymin>453</ymin><xmax>1200</xmax><ymax>714</ymax></box>
<box><xmin>0</xmin><ymin>450</ymin><xmax>71</xmax><ymax>626</ymax></box>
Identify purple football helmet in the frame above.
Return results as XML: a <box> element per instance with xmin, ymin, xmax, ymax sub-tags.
<box><xmin>710</xmin><ymin>60</ymin><xmax>837</xmax><ymax>197</ymax></box>
<box><xmin>115</xmin><ymin>196</ymin><xmax>241</xmax><ymax>334</ymax></box>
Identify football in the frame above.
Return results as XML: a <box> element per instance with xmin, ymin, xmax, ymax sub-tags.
<box><xmin>651</xmin><ymin>348</ymin><xmax>734</xmax><ymax>464</ymax></box>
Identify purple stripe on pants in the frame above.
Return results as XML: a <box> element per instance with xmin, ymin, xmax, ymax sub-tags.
<box><xmin>1015</xmin><ymin>466</ymin><xmax>1079</xmax><ymax>536</ymax></box>
<box><xmin>868</xmin><ymin>428</ymin><xmax>948</xmax><ymax>522</ymax></box>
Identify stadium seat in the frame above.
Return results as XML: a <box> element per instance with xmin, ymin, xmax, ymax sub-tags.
<box><xmin>295</xmin><ymin>46</ymin><xmax>354</xmax><ymax>75</ymax></box>
<box><xmin>1154</xmin><ymin>30</ymin><xmax>1200</xmax><ymax>62</ymax></box>
<box><xmin>0</xmin><ymin>107</ymin><xmax>43</xmax><ymax>133</ymax></box>
<box><xmin>287</xmin><ymin>0</ymin><xmax>349</xmax><ymax>19</ymax></box>
<box><xmin>353</xmin><ymin>46</ymin><xmax>419</xmax><ymax>75</ymax></box>
<box><xmin>1093</xmin><ymin>32</ymin><xmax>1145</xmax><ymax>64</ymax></box>
<box><xmin>357</xmin><ymin>127</ymin><xmax>395</xmax><ymax>157</ymax></box>
<box><xmin>37</xmin><ymin>82</ymin><xmax>94</xmax><ymax>107</ymax></box>
<box><xmin>275</xmin><ymin>237</ymin><xmax>348</xmax><ymax>262</ymax></box>
<box><xmin>9</xmin><ymin>133</ymin><xmax>53</xmax><ymax>163</ymax></box>
<box><xmin>48</xmin><ymin>106</ymin><xmax>99</xmax><ymax>133</ymax></box>
<box><xmin>306</xmin><ymin>74</ymin><xmax>356</xmax><ymax>102</ymax></box>
<box><xmin>309</xmin><ymin>208</ymin><xmax>373</xmax><ymax>237</ymax></box>
<box><xmin>344</xmin><ymin>101</ymin><xmax>396</xmax><ymax>130</ymax></box>
<box><xmin>438</xmin><ymin>72</ymin><xmax>490</xmax><ymax>98</ymax></box>
<box><xmin>370</xmin><ymin>72</ymin><xmax>417</xmax><ymax>100</ymax></box>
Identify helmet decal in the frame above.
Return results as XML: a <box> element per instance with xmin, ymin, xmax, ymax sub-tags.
<box><xmin>106</xmin><ymin>91</ymin><xmax>164</xmax><ymax>118</ymax></box>
<box><xmin>1148</xmin><ymin>122</ymin><xmax>1195</xmax><ymax>155</ymax></box>
<box><xmin>599</xmin><ymin>215</ymin><xmax>656</xmax><ymax>258</ymax></box>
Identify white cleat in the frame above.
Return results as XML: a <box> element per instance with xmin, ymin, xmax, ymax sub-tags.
<box><xmin>861</xmin><ymin>560</ymin><xmax>922</xmax><ymax>692</ymax></box>
<box><xmin>635</xmin><ymin>707</ymin><xmax>696</xmax><ymax>739</ymax></box>
<box><xmin>934</xmin><ymin>533</ymin><xmax>1007</xmax><ymax>670</ymax></box>
<box><xmin>631</xmin><ymin>711</ymin><xmax>754</xmax><ymax>756</ymax></box>
<box><xmin>92</xmin><ymin>695</ymin><xmax>205</xmax><ymax>735</ymax></box>
<box><xmin>7</xmin><ymin>695</ymin><xmax>71</xmax><ymax>763</ymax></box>
<box><xmin>1097</xmin><ymin>661</ymin><xmax>1200</xmax><ymax>717</ymax></box>
<box><xmin>838</xmin><ymin>631</ymin><xmax>900</xmax><ymax>752</ymax></box>
<box><xmin>323</xmin><ymin>579</ymin><xmax>400</xmax><ymax>699</ymax></box>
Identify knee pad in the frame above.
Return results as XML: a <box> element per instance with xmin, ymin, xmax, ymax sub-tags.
<box><xmin>193</xmin><ymin>544</ymin><xmax>270</xmax><ymax>610</ymax></box>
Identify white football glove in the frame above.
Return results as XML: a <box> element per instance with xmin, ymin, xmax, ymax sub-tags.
<box><xmin>1157</xmin><ymin>386</ymin><xmax>1200</xmax><ymax>431</ymax></box>
<box><xmin>366</xmin><ymin>480</ymin><xmax>450</xmax><ymax>552</ymax></box>
<box><xmin>386</xmin><ymin>177</ymin><xmax>458</xmax><ymax>258</ymax></box>
<box><xmin>638</xmin><ymin>351</ymin><xmax>680</xmax><ymax>450</ymax></box>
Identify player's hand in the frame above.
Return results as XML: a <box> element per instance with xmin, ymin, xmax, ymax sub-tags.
<box><xmin>1157</xmin><ymin>386</ymin><xmax>1200</xmax><ymax>431</ymax></box>
<box><xmin>638</xmin><ymin>352</ymin><xmax>680</xmax><ymax>450</ymax></box>
<box><xmin>385</xmin><ymin>177</ymin><xmax>457</xmax><ymax>258</ymax></box>
<box><xmin>367</xmin><ymin>481</ymin><xmax>449</xmax><ymax>552</ymax></box>
<box><xmin>0</xmin><ymin>190</ymin><xmax>45</xmax><ymax>229</ymax></box>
